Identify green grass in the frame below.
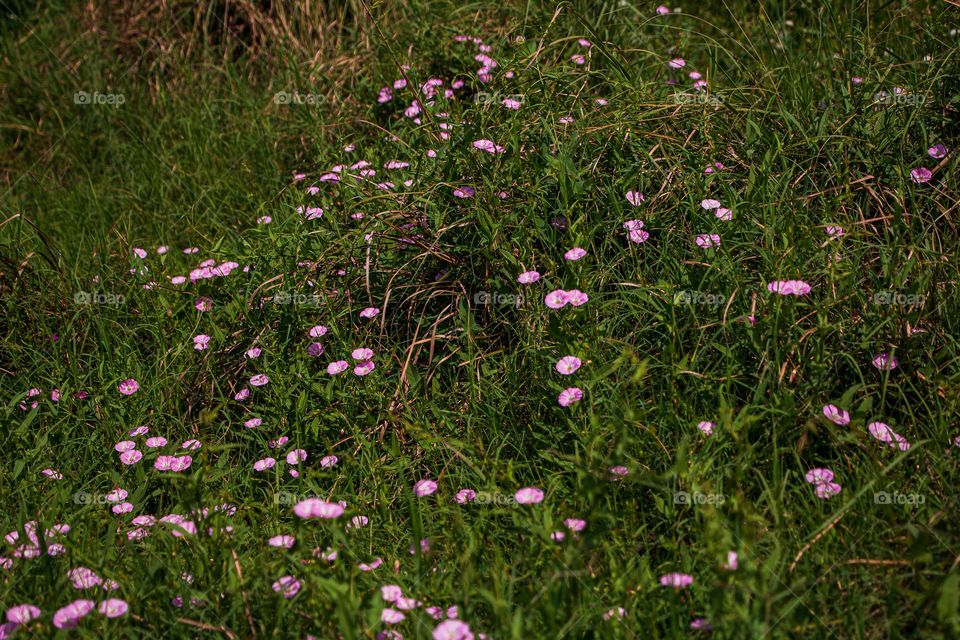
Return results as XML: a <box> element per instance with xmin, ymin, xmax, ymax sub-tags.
<box><xmin>1</xmin><ymin>1</ymin><xmax>959</xmax><ymax>638</ymax></box>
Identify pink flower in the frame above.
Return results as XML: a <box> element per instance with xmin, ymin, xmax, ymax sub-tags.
<box><xmin>272</xmin><ymin>576</ymin><xmax>301</xmax><ymax>599</ymax></box>
<box><xmin>805</xmin><ymin>468</ymin><xmax>834</xmax><ymax>484</ymax></box>
<box><xmin>194</xmin><ymin>297</ymin><xmax>212</xmax><ymax>312</ymax></box>
<box><xmin>414</xmin><ymin>479</ymin><xmax>438</xmax><ymax>497</ymax></box>
<box><xmin>244</xmin><ymin>418</ymin><xmax>261</xmax><ymax>429</ymax></box>
<box><xmin>822</xmin><ymin>404</ymin><xmax>850</xmax><ymax>426</ymax></box>
<box><xmin>382</xmin><ymin>608</ymin><xmax>406</xmax><ymax>624</ymax></box>
<box><xmin>502</xmin><ymin>97</ymin><xmax>521</xmax><ymax>109</ymax></box>
<box><xmin>555</xmin><ymin>356</ymin><xmax>582</xmax><ymax>375</ymax></box>
<box><xmin>514</xmin><ymin>487</ymin><xmax>544</xmax><ymax>504</ymax></box>
<box><xmin>910</xmin><ymin>167</ymin><xmax>932</xmax><ymax>183</ymax></box>
<box><xmin>119</xmin><ymin>450</ymin><xmax>143</xmax><ymax>465</ymax></box>
<box><xmin>604</xmin><ymin>607</ymin><xmax>625</xmax><ymax>620</ymax></box>
<box><xmin>723</xmin><ymin>550</ymin><xmax>739</xmax><ymax>571</ymax></box>
<box><xmin>825</xmin><ymin>225</ymin><xmax>845</xmax><ymax>237</ymax></box>
<box><xmin>286</xmin><ymin>449</ymin><xmax>307</xmax><ymax>465</ymax></box>
<box><xmin>868</xmin><ymin>422</ymin><xmax>910</xmax><ymax>450</ymax></box>
<box><xmin>52</xmin><ymin>599</ymin><xmax>94</xmax><ymax>629</ymax></box>
<box><xmin>112</xmin><ymin>502</ymin><xmax>133</xmax><ymax>514</ymax></box>
<box><xmin>928</xmin><ymin>144</ymin><xmax>948</xmax><ymax>159</ymax></box>
<box><xmin>128</xmin><ymin>425</ymin><xmax>148</xmax><ymax>436</ymax></box>
<box><xmin>558</xmin><ymin>387</ymin><xmax>583</xmax><ymax>407</ymax></box>
<box><xmin>193</xmin><ymin>334</ymin><xmax>210</xmax><ymax>351</ymax></box>
<box><xmin>872</xmin><ymin>353</ymin><xmax>898</xmax><ymax>370</ymax></box>
<box><xmin>154</xmin><ymin>456</ymin><xmax>192</xmax><ymax>472</ymax></box>
<box><xmin>307</xmin><ymin>342</ymin><xmax>324</xmax><ymax>357</ymax></box>
<box><xmin>452</xmin><ymin>186</ymin><xmax>475</xmax><ymax>199</ymax></box>
<box><xmin>659</xmin><ymin>572</ymin><xmax>693</xmax><ymax>588</ymax></box>
<box><xmin>668</xmin><ymin>58</ymin><xmax>686</xmax><ymax>69</ymax></box>
<box><xmin>564</xmin><ymin>518</ymin><xmax>586</xmax><ymax>532</ymax></box>
<box><xmin>114</xmin><ymin>441</ymin><xmax>136</xmax><ymax>452</ymax></box>
<box><xmin>382</xmin><ymin>585</ymin><xmax>404</xmax><ymax>602</ymax></box>
<box><xmin>625</xmin><ymin>191</ymin><xmax>644</xmax><ymax>206</ymax></box>
<box><xmin>97</xmin><ymin>599</ymin><xmax>128</xmax><ymax>618</ymax></box>
<box><xmin>181</xmin><ymin>439</ymin><xmax>201</xmax><ymax>450</ymax></box>
<box><xmin>268</xmin><ymin>535</ymin><xmax>295</xmax><ymax>549</ymax></box>
<box><xmin>700</xmin><ymin>199</ymin><xmax>721</xmax><ymax>210</ymax></box>
<box><xmin>564</xmin><ymin>247</ymin><xmax>587</xmax><ymax>261</ymax></box>
<box><xmin>473</xmin><ymin>139</ymin><xmax>504</xmax><ymax>154</ymax></box>
<box><xmin>766</xmin><ymin>280</ymin><xmax>811</xmax><ymax>296</ymax></box>
<box><xmin>815</xmin><ymin>482</ymin><xmax>842</xmax><ymax>499</ymax></box>
<box><xmin>145</xmin><ymin>436</ymin><xmax>167</xmax><ymax>448</ymax></box>
<box><xmin>695</xmin><ymin>234</ymin><xmax>720</xmax><ymax>248</ymax></box>
<box><xmin>544</xmin><ymin>289</ymin><xmax>568</xmax><ymax>309</ymax></box>
<box><xmin>360</xmin><ymin>307</ymin><xmax>380</xmax><ymax>319</ymax></box>
<box><xmin>327</xmin><ymin>361</ymin><xmax>349</xmax><ymax>375</ymax></box>
<box><xmin>42</xmin><ymin>468</ymin><xmax>62</xmax><ymax>479</ymax></box>
<box><xmin>456</xmin><ymin>489</ymin><xmax>477</xmax><ymax>504</ymax></box>
<box><xmin>118</xmin><ymin>379</ymin><xmax>139</xmax><ymax>395</ymax></box>
<box><xmin>715</xmin><ymin>207</ymin><xmax>733</xmax><ymax>221</ymax></box>
<box><xmin>249</xmin><ymin>374</ymin><xmax>270</xmax><ymax>387</ymax></box>
<box><xmin>354</xmin><ymin>360</ymin><xmax>376</xmax><ymax>376</ymax></box>
<box><xmin>293</xmin><ymin>498</ymin><xmax>344</xmax><ymax>519</ymax></box>
<box><xmin>697</xmin><ymin>421</ymin><xmax>715</xmax><ymax>436</ymax></box>
<box><xmin>433</xmin><ymin>619</ymin><xmax>474</xmax><ymax>640</ymax></box>
<box><xmin>566</xmin><ymin>290</ymin><xmax>589</xmax><ymax>306</ymax></box>
<box><xmin>320</xmin><ymin>455</ymin><xmax>339</xmax><ymax>468</ymax></box>
<box><xmin>352</xmin><ymin>348</ymin><xmax>373</xmax><ymax>360</ymax></box>
<box><xmin>6</xmin><ymin>604</ymin><xmax>41</xmax><ymax>624</ymax></box>
<box><xmin>628</xmin><ymin>228</ymin><xmax>650</xmax><ymax>243</ymax></box>
<box><xmin>253</xmin><ymin>458</ymin><xmax>276</xmax><ymax>471</ymax></box>
<box><xmin>517</xmin><ymin>271</ymin><xmax>540</xmax><ymax>284</ymax></box>
<box><xmin>309</xmin><ymin>325</ymin><xmax>328</xmax><ymax>338</ymax></box>
<box><xmin>246</xmin><ymin>347</ymin><xmax>261</xmax><ymax>359</ymax></box>
<box><xmin>608</xmin><ymin>466</ymin><xmax>630</xmax><ymax>480</ymax></box>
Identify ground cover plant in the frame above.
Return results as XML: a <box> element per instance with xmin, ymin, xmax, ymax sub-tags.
<box><xmin>1</xmin><ymin>0</ymin><xmax>959</xmax><ymax>637</ymax></box>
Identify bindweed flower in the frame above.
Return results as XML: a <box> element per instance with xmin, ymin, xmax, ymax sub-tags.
<box><xmin>822</xmin><ymin>404</ymin><xmax>850</xmax><ymax>426</ymax></box>
<box><xmin>6</xmin><ymin>604</ymin><xmax>41</xmax><ymax>624</ymax></box>
<box><xmin>766</xmin><ymin>280</ymin><xmax>811</xmax><ymax>296</ymax></box>
<box><xmin>360</xmin><ymin>307</ymin><xmax>380</xmax><ymax>319</ymax></box>
<box><xmin>52</xmin><ymin>599</ymin><xmax>94</xmax><ymax>629</ymax></box>
<box><xmin>514</xmin><ymin>487</ymin><xmax>544</xmax><ymax>504</ymax></box>
<box><xmin>659</xmin><ymin>572</ymin><xmax>693</xmax><ymax>588</ymax></box>
<box><xmin>327</xmin><ymin>361</ymin><xmax>349</xmax><ymax>375</ymax></box>
<box><xmin>98</xmin><ymin>599</ymin><xmax>128</xmax><ymax>618</ymax></box>
<box><xmin>555</xmin><ymin>356</ymin><xmax>582</xmax><ymax>375</ymax></box>
<box><xmin>625</xmin><ymin>191</ymin><xmax>644</xmax><ymax>206</ymax></box>
<box><xmin>456</xmin><ymin>489</ymin><xmax>477</xmax><ymax>504</ymax></box>
<box><xmin>564</xmin><ymin>247</ymin><xmax>587</xmax><ymax>261</ymax></box>
<box><xmin>928</xmin><ymin>144</ymin><xmax>948</xmax><ymax>159</ymax></box>
<box><xmin>118</xmin><ymin>379</ymin><xmax>139</xmax><ymax>396</ymax></box>
<box><xmin>517</xmin><ymin>270</ymin><xmax>540</xmax><ymax>284</ymax></box>
<box><xmin>414</xmin><ymin>479</ymin><xmax>438</xmax><ymax>497</ymax></box>
<box><xmin>558</xmin><ymin>387</ymin><xmax>583</xmax><ymax>407</ymax></box>
<box><xmin>910</xmin><ymin>167</ymin><xmax>932</xmax><ymax>183</ymax></box>
<box><xmin>293</xmin><ymin>499</ymin><xmax>344</xmax><ymax>519</ymax></box>
<box><xmin>872</xmin><ymin>353</ymin><xmax>898</xmax><ymax>371</ymax></box>
<box><xmin>695</xmin><ymin>234</ymin><xmax>720</xmax><ymax>249</ymax></box>
<box><xmin>697</xmin><ymin>421</ymin><xmax>715</xmax><ymax>436</ymax></box>
<box><xmin>272</xmin><ymin>576</ymin><xmax>301</xmax><ymax>599</ymax></box>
